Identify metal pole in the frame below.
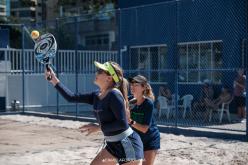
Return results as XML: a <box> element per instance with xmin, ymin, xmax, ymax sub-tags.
<box><xmin>75</xmin><ymin>16</ymin><xmax>79</xmax><ymax>118</ymax></box>
<box><xmin>174</xmin><ymin>0</ymin><xmax>179</xmax><ymax>128</ymax></box>
<box><xmin>21</xmin><ymin>25</ymin><xmax>25</xmax><ymax>113</ymax></box>
<box><xmin>55</xmin><ymin>19</ymin><xmax>59</xmax><ymax>115</ymax></box>
<box><xmin>245</xmin><ymin>0</ymin><xmax>248</xmax><ymax>142</ymax></box>
<box><xmin>245</xmin><ymin>41</ymin><xmax>248</xmax><ymax>141</ymax></box>
<box><xmin>118</xmin><ymin>9</ymin><xmax>123</xmax><ymax>67</ymax></box>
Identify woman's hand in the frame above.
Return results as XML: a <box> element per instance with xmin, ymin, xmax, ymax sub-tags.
<box><xmin>79</xmin><ymin>123</ymin><xmax>100</xmax><ymax>136</ymax></box>
<box><xmin>45</xmin><ymin>66</ymin><xmax>59</xmax><ymax>86</ymax></box>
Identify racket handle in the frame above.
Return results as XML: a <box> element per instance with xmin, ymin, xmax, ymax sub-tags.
<box><xmin>46</xmin><ymin>64</ymin><xmax>52</xmax><ymax>81</ymax></box>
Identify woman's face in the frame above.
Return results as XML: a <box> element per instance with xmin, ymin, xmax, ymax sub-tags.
<box><xmin>130</xmin><ymin>82</ymin><xmax>145</xmax><ymax>98</ymax></box>
<box><xmin>94</xmin><ymin>69</ymin><xmax>112</xmax><ymax>88</ymax></box>
<box><xmin>238</xmin><ymin>69</ymin><xmax>244</xmax><ymax>76</ymax></box>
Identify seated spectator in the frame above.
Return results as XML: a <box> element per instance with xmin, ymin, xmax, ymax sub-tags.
<box><xmin>193</xmin><ymin>81</ymin><xmax>214</xmax><ymax>111</ymax></box>
<box><xmin>159</xmin><ymin>85</ymin><xmax>172</xmax><ymax>100</ymax></box>
<box><xmin>205</xmin><ymin>86</ymin><xmax>232</xmax><ymax>110</ymax></box>
<box><xmin>233</xmin><ymin>69</ymin><xmax>246</xmax><ymax>122</ymax></box>
<box><xmin>156</xmin><ymin>85</ymin><xmax>172</xmax><ymax>110</ymax></box>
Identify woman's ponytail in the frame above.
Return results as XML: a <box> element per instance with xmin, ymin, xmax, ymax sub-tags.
<box><xmin>144</xmin><ymin>83</ymin><xmax>155</xmax><ymax>101</ymax></box>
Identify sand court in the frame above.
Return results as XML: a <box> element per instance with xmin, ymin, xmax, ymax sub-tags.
<box><xmin>0</xmin><ymin>115</ymin><xmax>248</xmax><ymax>165</ymax></box>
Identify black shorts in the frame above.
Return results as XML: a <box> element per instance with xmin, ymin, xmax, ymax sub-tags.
<box><xmin>143</xmin><ymin>132</ymin><xmax>160</xmax><ymax>151</ymax></box>
<box><xmin>234</xmin><ymin>96</ymin><xmax>246</xmax><ymax>107</ymax></box>
<box><xmin>105</xmin><ymin>131</ymin><xmax>144</xmax><ymax>164</ymax></box>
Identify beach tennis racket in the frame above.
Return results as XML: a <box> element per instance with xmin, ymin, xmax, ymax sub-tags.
<box><xmin>33</xmin><ymin>32</ymin><xmax>57</xmax><ymax>81</ymax></box>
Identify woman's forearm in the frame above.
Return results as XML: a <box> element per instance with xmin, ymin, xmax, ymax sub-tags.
<box><xmin>131</xmin><ymin>122</ymin><xmax>149</xmax><ymax>133</ymax></box>
<box><xmin>50</xmin><ymin>76</ymin><xmax>60</xmax><ymax>86</ymax></box>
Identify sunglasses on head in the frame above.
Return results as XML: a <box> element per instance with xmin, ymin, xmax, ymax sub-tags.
<box><xmin>96</xmin><ymin>69</ymin><xmax>110</xmax><ymax>75</ymax></box>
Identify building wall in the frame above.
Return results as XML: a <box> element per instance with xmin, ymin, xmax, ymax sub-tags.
<box><xmin>178</xmin><ymin>0</ymin><xmax>247</xmax><ymax>67</ymax></box>
<box><xmin>6</xmin><ymin>74</ymin><xmax>97</xmax><ymax>108</ymax></box>
<box><xmin>0</xmin><ymin>29</ymin><xmax>9</xmax><ymax>48</ymax></box>
<box><xmin>44</xmin><ymin>0</ymin><xmax>58</xmax><ymax>21</ymax></box>
<box><xmin>35</xmin><ymin>0</ymin><xmax>59</xmax><ymax>22</ymax></box>
<box><xmin>5</xmin><ymin>0</ymin><xmax>10</xmax><ymax>16</ymax></box>
<box><xmin>11</xmin><ymin>0</ymin><xmax>37</xmax><ymax>23</ymax></box>
<box><xmin>119</xmin><ymin>0</ymin><xmax>247</xmax><ymax>101</ymax></box>
<box><xmin>0</xmin><ymin>0</ymin><xmax>6</xmax><ymax>17</ymax></box>
<box><xmin>120</xmin><ymin>0</ymin><xmax>247</xmax><ymax>70</ymax></box>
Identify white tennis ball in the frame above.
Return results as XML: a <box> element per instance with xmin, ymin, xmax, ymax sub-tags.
<box><xmin>31</xmin><ymin>30</ymin><xmax>40</xmax><ymax>40</ymax></box>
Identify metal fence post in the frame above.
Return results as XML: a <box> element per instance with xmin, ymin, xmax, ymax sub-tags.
<box><xmin>75</xmin><ymin>16</ymin><xmax>79</xmax><ymax>118</ymax></box>
<box><xmin>55</xmin><ymin>18</ymin><xmax>59</xmax><ymax>115</ymax></box>
<box><xmin>174</xmin><ymin>0</ymin><xmax>180</xmax><ymax>128</ymax></box>
<box><xmin>21</xmin><ymin>25</ymin><xmax>25</xmax><ymax>113</ymax></box>
<box><xmin>245</xmin><ymin>41</ymin><xmax>248</xmax><ymax>141</ymax></box>
<box><xmin>117</xmin><ymin>9</ymin><xmax>123</xmax><ymax>67</ymax></box>
<box><xmin>245</xmin><ymin>0</ymin><xmax>248</xmax><ymax>142</ymax></box>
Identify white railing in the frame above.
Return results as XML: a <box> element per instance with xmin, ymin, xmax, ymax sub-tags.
<box><xmin>0</xmin><ymin>48</ymin><xmax>119</xmax><ymax>74</ymax></box>
<box><xmin>77</xmin><ymin>50</ymin><xmax>119</xmax><ymax>73</ymax></box>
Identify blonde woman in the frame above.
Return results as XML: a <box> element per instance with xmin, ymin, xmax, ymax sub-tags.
<box><xmin>128</xmin><ymin>75</ymin><xmax>160</xmax><ymax>165</ymax></box>
<box><xmin>45</xmin><ymin>61</ymin><xmax>143</xmax><ymax>165</ymax></box>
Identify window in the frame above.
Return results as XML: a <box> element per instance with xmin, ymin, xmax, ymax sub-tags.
<box><xmin>19</xmin><ymin>11</ymin><xmax>31</xmax><ymax>17</ymax></box>
<box><xmin>0</xmin><ymin>0</ymin><xmax>6</xmax><ymax>5</ymax></box>
<box><xmin>129</xmin><ymin>45</ymin><xmax>168</xmax><ymax>83</ymax></box>
<box><xmin>85</xmin><ymin>34</ymin><xmax>109</xmax><ymax>50</ymax></box>
<box><xmin>0</xmin><ymin>8</ymin><xmax>5</xmax><ymax>12</ymax></box>
<box><xmin>178</xmin><ymin>41</ymin><xmax>223</xmax><ymax>84</ymax></box>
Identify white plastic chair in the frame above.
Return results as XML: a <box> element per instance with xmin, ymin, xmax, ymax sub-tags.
<box><xmin>209</xmin><ymin>97</ymin><xmax>232</xmax><ymax>123</ymax></box>
<box><xmin>157</xmin><ymin>96</ymin><xmax>174</xmax><ymax>119</ymax></box>
<box><xmin>178</xmin><ymin>94</ymin><xmax>194</xmax><ymax>118</ymax></box>
<box><xmin>171</xmin><ymin>94</ymin><xmax>180</xmax><ymax>105</ymax></box>
<box><xmin>171</xmin><ymin>94</ymin><xmax>180</xmax><ymax>117</ymax></box>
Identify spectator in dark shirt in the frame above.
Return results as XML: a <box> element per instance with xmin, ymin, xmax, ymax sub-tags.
<box><xmin>193</xmin><ymin>81</ymin><xmax>214</xmax><ymax>111</ymax></box>
<box><xmin>205</xmin><ymin>86</ymin><xmax>232</xmax><ymax>110</ymax></box>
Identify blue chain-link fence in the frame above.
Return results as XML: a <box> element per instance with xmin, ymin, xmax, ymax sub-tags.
<box><xmin>0</xmin><ymin>0</ymin><xmax>247</xmax><ymax>140</ymax></box>
<box><xmin>0</xmin><ymin>10</ymin><xmax>120</xmax><ymax>118</ymax></box>
<box><xmin>120</xmin><ymin>0</ymin><xmax>247</xmax><ymax>139</ymax></box>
